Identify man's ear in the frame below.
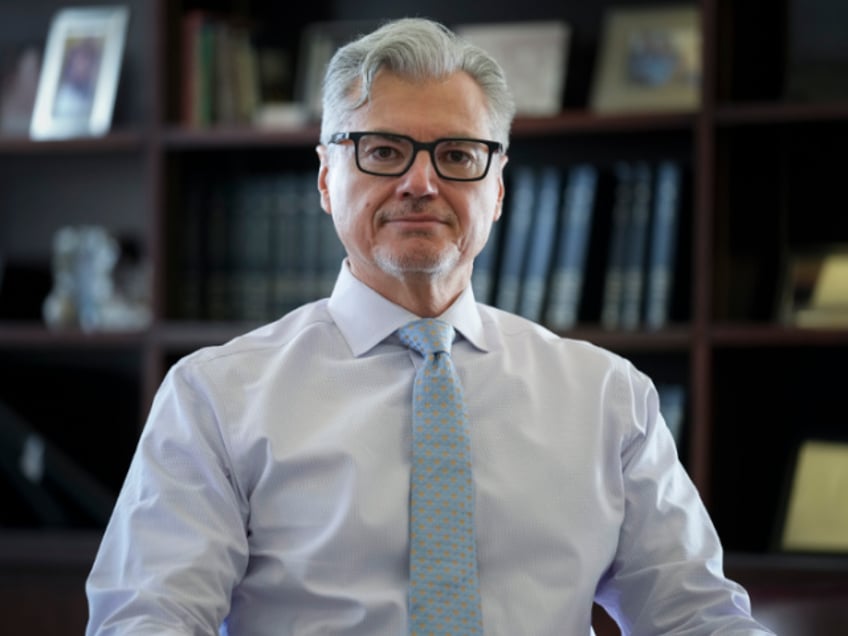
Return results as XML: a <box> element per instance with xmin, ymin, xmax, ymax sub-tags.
<box><xmin>316</xmin><ymin>144</ymin><xmax>332</xmax><ymax>215</ymax></box>
<box><xmin>494</xmin><ymin>154</ymin><xmax>508</xmax><ymax>222</ymax></box>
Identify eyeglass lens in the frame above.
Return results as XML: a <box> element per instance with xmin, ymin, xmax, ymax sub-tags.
<box><xmin>355</xmin><ymin>134</ymin><xmax>493</xmax><ymax>180</ymax></box>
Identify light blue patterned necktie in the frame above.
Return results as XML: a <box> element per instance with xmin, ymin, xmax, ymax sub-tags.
<box><xmin>398</xmin><ymin>318</ymin><xmax>483</xmax><ymax>636</ymax></box>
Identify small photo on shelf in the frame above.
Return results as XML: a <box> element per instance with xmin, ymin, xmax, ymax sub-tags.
<box><xmin>455</xmin><ymin>21</ymin><xmax>571</xmax><ymax>117</ymax></box>
<box><xmin>30</xmin><ymin>5</ymin><xmax>129</xmax><ymax>140</ymax></box>
<box><xmin>589</xmin><ymin>4</ymin><xmax>701</xmax><ymax>114</ymax></box>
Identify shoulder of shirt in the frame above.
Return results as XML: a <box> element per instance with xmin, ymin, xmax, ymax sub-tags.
<box><xmin>476</xmin><ymin>302</ymin><xmax>629</xmax><ymax>364</ymax></box>
<box><xmin>172</xmin><ymin>299</ymin><xmax>334</xmax><ymax>370</ymax></box>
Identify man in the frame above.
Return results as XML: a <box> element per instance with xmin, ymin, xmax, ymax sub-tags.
<box><xmin>86</xmin><ymin>18</ymin><xmax>774</xmax><ymax>635</ymax></box>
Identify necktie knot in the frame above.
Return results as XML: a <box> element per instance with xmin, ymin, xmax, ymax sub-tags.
<box><xmin>397</xmin><ymin>318</ymin><xmax>454</xmax><ymax>357</ymax></box>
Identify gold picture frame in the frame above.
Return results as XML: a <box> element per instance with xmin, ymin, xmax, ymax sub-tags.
<box><xmin>30</xmin><ymin>6</ymin><xmax>129</xmax><ymax>140</ymax></box>
<box><xmin>777</xmin><ymin>439</ymin><xmax>848</xmax><ymax>553</ymax></box>
<box><xmin>590</xmin><ymin>5</ymin><xmax>701</xmax><ymax>114</ymax></box>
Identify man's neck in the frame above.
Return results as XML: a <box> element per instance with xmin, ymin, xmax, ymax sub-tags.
<box><xmin>350</xmin><ymin>262</ymin><xmax>469</xmax><ymax>317</ymax></box>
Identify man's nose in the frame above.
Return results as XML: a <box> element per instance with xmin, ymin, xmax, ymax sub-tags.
<box><xmin>397</xmin><ymin>149</ymin><xmax>440</xmax><ymax>197</ymax></box>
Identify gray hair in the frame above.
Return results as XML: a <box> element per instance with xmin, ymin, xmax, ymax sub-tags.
<box><xmin>319</xmin><ymin>18</ymin><xmax>516</xmax><ymax>149</ymax></box>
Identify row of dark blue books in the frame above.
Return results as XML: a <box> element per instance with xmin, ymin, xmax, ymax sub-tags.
<box><xmin>472</xmin><ymin>159</ymin><xmax>685</xmax><ymax>331</ymax></box>
<box><xmin>177</xmin><ymin>171</ymin><xmax>345</xmax><ymax>322</ymax></box>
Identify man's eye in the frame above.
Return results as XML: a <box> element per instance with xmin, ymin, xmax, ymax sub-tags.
<box><xmin>442</xmin><ymin>149</ymin><xmax>473</xmax><ymax>165</ymax></box>
<box><xmin>372</xmin><ymin>146</ymin><xmax>401</xmax><ymax>160</ymax></box>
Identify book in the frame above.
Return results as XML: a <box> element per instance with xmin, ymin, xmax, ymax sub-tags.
<box><xmin>600</xmin><ymin>162</ymin><xmax>635</xmax><ymax>329</ymax></box>
<box><xmin>518</xmin><ymin>165</ymin><xmax>561</xmax><ymax>321</ymax></box>
<box><xmin>205</xmin><ymin>180</ymin><xmax>234</xmax><ymax>320</ymax></box>
<box><xmin>181</xmin><ymin>10</ymin><xmax>215</xmax><ymax>127</ymax></box>
<box><xmin>644</xmin><ymin>160</ymin><xmax>683</xmax><ymax>330</ymax></box>
<box><xmin>619</xmin><ymin>161</ymin><xmax>653</xmax><ymax>330</ymax></box>
<box><xmin>494</xmin><ymin>165</ymin><xmax>537</xmax><ymax>314</ymax></box>
<box><xmin>298</xmin><ymin>170</ymin><xmax>324</xmax><ymax>304</ymax></box>
<box><xmin>178</xmin><ymin>181</ymin><xmax>207</xmax><ymax>318</ymax></box>
<box><xmin>657</xmin><ymin>383</ymin><xmax>686</xmax><ymax>449</ymax></box>
<box><xmin>544</xmin><ymin>163</ymin><xmax>599</xmax><ymax>330</ymax></box>
<box><xmin>317</xmin><ymin>191</ymin><xmax>346</xmax><ymax>299</ymax></box>
<box><xmin>230</xmin><ymin>21</ymin><xmax>261</xmax><ymax>124</ymax></box>
<box><xmin>182</xmin><ymin>13</ymin><xmax>260</xmax><ymax>127</ymax></box>
<box><xmin>230</xmin><ymin>176</ymin><xmax>274</xmax><ymax>321</ymax></box>
<box><xmin>471</xmin><ymin>211</ymin><xmax>502</xmax><ymax>305</ymax></box>
<box><xmin>269</xmin><ymin>173</ymin><xmax>304</xmax><ymax>316</ymax></box>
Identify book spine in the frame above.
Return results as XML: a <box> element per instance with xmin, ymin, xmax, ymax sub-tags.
<box><xmin>619</xmin><ymin>161</ymin><xmax>653</xmax><ymax>330</ymax></box>
<box><xmin>495</xmin><ymin>165</ymin><xmax>537</xmax><ymax>314</ymax></box>
<box><xmin>180</xmin><ymin>11</ymin><xmax>206</xmax><ymax>127</ymax></box>
<box><xmin>205</xmin><ymin>181</ymin><xmax>233</xmax><ymax>320</ymax></box>
<box><xmin>644</xmin><ymin>160</ymin><xmax>683</xmax><ymax>330</ymax></box>
<box><xmin>518</xmin><ymin>165</ymin><xmax>561</xmax><ymax>322</ymax></box>
<box><xmin>657</xmin><ymin>383</ymin><xmax>687</xmax><ymax>450</ymax></box>
<box><xmin>197</xmin><ymin>15</ymin><xmax>217</xmax><ymax>126</ymax></box>
<box><xmin>545</xmin><ymin>163</ymin><xmax>599</xmax><ymax>330</ymax></box>
<box><xmin>229</xmin><ymin>176</ymin><xmax>274</xmax><ymax>322</ymax></box>
<box><xmin>269</xmin><ymin>174</ymin><xmax>302</xmax><ymax>317</ymax></box>
<box><xmin>471</xmin><ymin>215</ymin><xmax>502</xmax><ymax>305</ymax></box>
<box><xmin>298</xmin><ymin>171</ymin><xmax>323</xmax><ymax>305</ymax></box>
<box><xmin>179</xmin><ymin>182</ymin><xmax>206</xmax><ymax>318</ymax></box>
<box><xmin>600</xmin><ymin>162</ymin><xmax>634</xmax><ymax>330</ymax></box>
<box><xmin>318</xmin><ymin>189</ymin><xmax>346</xmax><ymax>299</ymax></box>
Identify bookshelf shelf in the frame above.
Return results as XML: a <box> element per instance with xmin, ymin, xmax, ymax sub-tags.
<box><xmin>160</xmin><ymin>125</ymin><xmax>322</xmax><ymax>149</ymax></box>
<box><xmin>564</xmin><ymin>326</ymin><xmax>693</xmax><ymax>352</ymax></box>
<box><xmin>714</xmin><ymin>100</ymin><xmax>848</xmax><ymax>126</ymax></box>
<box><xmin>709</xmin><ymin>324</ymin><xmax>848</xmax><ymax>347</ymax></box>
<box><xmin>511</xmin><ymin>111</ymin><xmax>696</xmax><ymax>136</ymax></box>
<box><xmin>0</xmin><ymin>132</ymin><xmax>147</xmax><ymax>154</ymax></box>
<box><xmin>0</xmin><ymin>530</ymin><xmax>101</xmax><ymax>567</ymax></box>
<box><xmin>151</xmin><ymin>320</ymin><xmax>262</xmax><ymax>349</ymax></box>
<box><xmin>0</xmin><ymin>324</ymin><xmax>149</xmax><ymax>348</ymax></box>
<box><xmin>2</xmin><ymin>0</ymin><xmax>847</xmax><ymax>633</ymax></box>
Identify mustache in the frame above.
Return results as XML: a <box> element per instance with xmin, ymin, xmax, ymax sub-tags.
<box><xmin>377</xmin><ymin>200</ymin><xmax>451</xmax><ymax>222</ymax></box>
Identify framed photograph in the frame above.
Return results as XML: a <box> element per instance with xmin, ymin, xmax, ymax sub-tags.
<box><xmin>30</xmin><ymin>6</ymin><xmax>129</xmax><ymax>140</ymax></box>
<box><xmin>775</xmin><ymin>439</ymin><xmax>848</xmax><ymax>554</ymax></box>
<box><xmin>455</xmin><ymin>21</ymin><xmax>571</xmax><ymax>116</ymax></box>
<box><xmin>590</xmin><ymin>5</ymin><xmax>701</xmax><ymax>114</ymax></box>
<box><xmin>778</xmin><ymin>243</ymin><xmax>848</xmax><ymax>327</ymax></box>
<box><xmin>294</xmin><ymin>20</ymin><xmax>382</xmax><ymax>121</ymax></box>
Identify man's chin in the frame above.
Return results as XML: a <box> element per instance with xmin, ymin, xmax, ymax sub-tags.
<box><xmin>374</xmin><ymin>247</ymin><xmax>460</xmax><ymax>280</ymax></box>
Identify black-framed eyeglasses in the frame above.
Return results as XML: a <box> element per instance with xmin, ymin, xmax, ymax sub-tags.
<box><xmin>328</xmin><ymin>131</ymin><xmax>503</xmax><ymax>182</ymax></box>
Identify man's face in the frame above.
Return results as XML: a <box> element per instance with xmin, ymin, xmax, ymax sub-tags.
<box><xmin>317</xmin><ymin>70</ymin><xmax>507</xmax><ymax>297</ymax></box>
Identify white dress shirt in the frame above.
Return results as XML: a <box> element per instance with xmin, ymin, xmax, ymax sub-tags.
<box><xmin>86</xmin><ymin>262</ymin><xmax>773</xmax><ymax>635</ymax></box>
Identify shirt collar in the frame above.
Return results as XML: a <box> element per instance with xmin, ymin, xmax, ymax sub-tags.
<box><xmin>327</xmin><ymin>260</ymin><xmax>489</xmax><ymax>357</ymax></box>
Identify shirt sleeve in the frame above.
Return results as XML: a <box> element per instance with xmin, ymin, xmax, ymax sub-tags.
<box><xmin>594</xmin><ymin>361</ymin><xmax>775</xmax><ymax>635</ymax></box>
<box><xmin>85</xmin><ymin>359</ymin><xmax>249</xmax><ymax>636</ymax></box>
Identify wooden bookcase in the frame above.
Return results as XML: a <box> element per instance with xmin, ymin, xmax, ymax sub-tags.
<box><xmin>1</xmin><ymin>0</ymin><xmax>847</xmax><ymax>633</ymax></box>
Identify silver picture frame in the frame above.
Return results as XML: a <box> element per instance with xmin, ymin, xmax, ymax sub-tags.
<box><xmin>30</xmin><ymin>6</ymin><xmax>129</xmax><ymax>140</ymax></box>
